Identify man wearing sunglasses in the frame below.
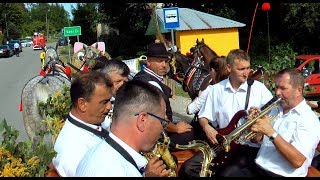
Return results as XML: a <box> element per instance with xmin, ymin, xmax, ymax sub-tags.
<box><xmin>133</xmin><ymin>42</ymin><xmax>194</xmax><ymax>146</ymax></box>
<box><xmin>76</xmin><ymin>80</ymin><xmax>172</xmax><ymax>177</ymax></box>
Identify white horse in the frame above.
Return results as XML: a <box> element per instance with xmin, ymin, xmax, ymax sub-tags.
<box><xmin>21</xmin><ymin>45</ymin><xmax>71</xmax><ymax>145</ymax></box>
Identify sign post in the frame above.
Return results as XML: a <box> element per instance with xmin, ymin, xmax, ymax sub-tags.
<box><xmin>163</xmin><ymin>7</ymin><xmax>180</xmax><ymax>49</ymax></box>
<box><xmin>63</xmin><ymin>26</ymin><xmax>82</xmax><ymax>63</ymax></box>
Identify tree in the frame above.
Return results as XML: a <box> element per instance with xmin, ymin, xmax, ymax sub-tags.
<box><xmin>71</xmin><ymin>3</ymin><xmax>99</xmax><ymax>45</ymax></box>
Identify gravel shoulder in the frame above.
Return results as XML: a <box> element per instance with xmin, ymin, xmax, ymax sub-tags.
<box><xmin>170</xmin><ymin>95</ymin><xmax>195</xmax><ymax>123</ymax></box>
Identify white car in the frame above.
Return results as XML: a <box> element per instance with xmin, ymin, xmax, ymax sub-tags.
<box><xmin>21</xmin><ymin>40</ymin><xmax>33</xmax><ymax>47</ymax></box>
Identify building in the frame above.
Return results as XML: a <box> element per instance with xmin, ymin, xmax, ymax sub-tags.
<box><xmin>145</xmin><ymin>8</ymin><xmax>246</xmax><ymax>56</ymax></box>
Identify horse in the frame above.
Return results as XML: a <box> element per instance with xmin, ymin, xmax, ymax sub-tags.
<box><xmin>168</xmin><ymin>39</ymin><xmax>223</xmax><ymax>100</ymax></box>
<box><xmin>20</xmin><ymin>45</ymin><xmax>72</xmax><ymax>145</ymax></box>
<box><xmin>69</xmin><ymin>42</ymin><xmax>111</xmax><ymax>73</ymax></box>
<box><xmin>190</xmin><ymin>38</ymin><xmax>219</xmax><ymax>70</ymax></box>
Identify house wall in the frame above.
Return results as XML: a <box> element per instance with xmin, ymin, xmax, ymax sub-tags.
<box><xmin>175</xmin><ymin>28</ymin><xmax>241</xmax><ymax>56</ymax></box>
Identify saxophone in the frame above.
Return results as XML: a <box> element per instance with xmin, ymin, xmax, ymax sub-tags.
<box><xmin>142</xmin><ymin>131</ymin><xmax>177</xmax><ymax>177</ymax></box>
<box><xmin>175</xmin><ymin>140</ymin><xmax>214</xmax><ymax>177</ymax></box>
<box><xmin>143</xmin><ymin>131</ymin><xmax>214</xmax><ymax>177</ymax></box>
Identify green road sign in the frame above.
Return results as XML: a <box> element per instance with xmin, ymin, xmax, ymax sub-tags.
<box><xmin>63</xmin><ymin>26</ymin><xmax>81</xmax><ymax>36</ymax></box>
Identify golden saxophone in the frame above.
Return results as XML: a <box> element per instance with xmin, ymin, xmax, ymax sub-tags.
<box><xmin>221</xmin><ymin>97</ymin><xmax>281</xmax><ymax>152</ymax></box>
<box><xmin>142</xmin><ymin>131</ymin><xmax>177</xmax><ymax>177</ymax></box>
<box><xmin>143</xmin><ymin>131</ymin><xmax>214</xmax><ymax>177</ymax></box>
<box><xmin>175</xmin><ymin>140</ymin><xmax>214</xmax><ymax>177</ymax></box>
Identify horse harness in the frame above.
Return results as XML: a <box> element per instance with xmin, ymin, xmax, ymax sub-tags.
<box><xmin>182</xmin><ymin>56</ymin><xmax>210</xmax><ymax>99</ymax></box>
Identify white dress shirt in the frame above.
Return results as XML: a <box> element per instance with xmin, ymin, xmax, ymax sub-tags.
<box><xmin>255</xmin><ymin>99</ymin><xmax>320</xmax><ymax>177</ymax></box>
<box><xmin>52</xmin><ymin>113</ymin><xmax>104</xmax><ymax>177</ymax></box>
<box><xmin>198</xmin><ymin>77</ymin><xmax>273</xmax><ymax>147</ymax></box>
<box><xmin>187</xmin><ymin>85</ymin><xmax>213</xmax><ymax>115</ymax></box>
<box><xmin>76</xmin><ymin>132</ymin><xmax>148</xmax><ymax>177</ymax></box>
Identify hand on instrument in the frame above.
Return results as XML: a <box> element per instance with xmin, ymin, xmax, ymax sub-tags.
<box><xmin>174</xmin><ymin>121</ymin><xmax>193</xmax><ymax>134</ymax></box>
<box><xmin>247</xmin><ymin>106</ymin><xmax>261</xmax><ymax>120</ymax></box>
<box><xmin>250</xmin><ymin>116</ymin><xmax>274</xmax><ymax>136</ymax></box>
<box><xmin>204</xmin><ymin>125</ymin><xmax>219</xmax><ymax>144</ymax></box>
<box><xmin>144</xmin><ymin>156</ymin><xmax>171</xmax><ymax>177</ymax></box>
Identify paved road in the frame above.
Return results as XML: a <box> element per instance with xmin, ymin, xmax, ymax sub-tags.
<box><xmin>0</xmin><ymin>43</ymin><xmax>56</xmax><ymax>142</ymax></box>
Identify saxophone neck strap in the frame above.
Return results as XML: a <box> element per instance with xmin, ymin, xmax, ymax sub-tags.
<box><xmin>67</xmin><ymin>114</ymin><xmax>141</xmax><ymax>174</ymax></box>
<box><xmin>245</xmin><ymin>79</ymin><xmax>254</xmax><ymax>110</ymax></box>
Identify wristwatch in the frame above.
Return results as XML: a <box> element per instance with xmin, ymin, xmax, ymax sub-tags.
<box><xmin>269</xmin><ymin>132</ymin><xmax>278</xmax><ymax>141</ymax></box>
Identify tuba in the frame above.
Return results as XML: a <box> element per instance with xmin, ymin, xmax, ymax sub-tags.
<box><xmin>221</xmin><ymin>97</ymin><xmax>281</xmax><ymax>152</ymax></box>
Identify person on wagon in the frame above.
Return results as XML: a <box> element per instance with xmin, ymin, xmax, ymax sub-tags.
<box><xmin>133</xmin><ymin>42</ymin><xmax>194</xmax><ymax>146</ymax></box>
<box><xmin>180</xmin><ymin>49</ymin><xmax>273</xmax><ymax>177</ymax></box>
<box><xmin>76</xmin><ymin>80</ymin><xmax>172</xmax><ymax>177</ymax></box>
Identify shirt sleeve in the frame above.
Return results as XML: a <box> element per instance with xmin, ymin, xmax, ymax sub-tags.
<box><xmin>198</xmin><ymin>86</ymin><xmax>216</xmax><ymax>123</ymax></box>
<box><xmin>187</xmin><ymin>86</ymin><xmax>211</xmax><ymax>115</ymax></box>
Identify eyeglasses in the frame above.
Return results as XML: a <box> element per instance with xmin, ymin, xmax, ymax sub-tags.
<box><xmin>134</xmin><ymin>112</ymin><xmax>170</xmax><ymax>128</ymax></box>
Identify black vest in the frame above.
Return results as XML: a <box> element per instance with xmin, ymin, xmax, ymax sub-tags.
<box><xmin>133</xmin><ymin>70</ymin><xmax>173</xmax><ymax>121</ymax></box>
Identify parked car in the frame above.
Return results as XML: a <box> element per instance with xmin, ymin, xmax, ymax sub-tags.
<box><xmin>58</xmin><ymin>37</ymin><xmax>69</xmax><ymax>46</ymax></box>
<box><xmin>8</xmin><ymin>40</ymin><xmax>23</xmax><ymax>52</ymax></box>
<box><xmin>294</xmin><ymin>55</ymin><xmax>320</xmax><ymax>99</ymax></box>
<box><xmin>20</xmin><ymin>39</ymin><xmax>33</xmax><ymax>47</ymax></box>
<box><xmin>0</xmin><ymin>45</ymin><xmax>14</xmax><ymax>58</ymax></box>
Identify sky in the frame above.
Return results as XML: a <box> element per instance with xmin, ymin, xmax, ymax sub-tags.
<box><xmin>61</xmin><ymin>3</ymin><xmax>77</xmax><ymax>20</ymax></box>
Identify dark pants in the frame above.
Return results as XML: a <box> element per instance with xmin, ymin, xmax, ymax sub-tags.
<box><xmin>179</xmin><ymin>144</ymin><xmax>259</xmax><ymax>177</ymax></box>
<box><xmin>167</xmin><ymin>128</ymin><xmax>195</xmax><ymax>152</ymax></box>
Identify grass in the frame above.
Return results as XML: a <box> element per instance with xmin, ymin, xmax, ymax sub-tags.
<box><xmin>175</xmin><ymin>83</ymin><xmax>189</xmax><ymax>98</ymax></box>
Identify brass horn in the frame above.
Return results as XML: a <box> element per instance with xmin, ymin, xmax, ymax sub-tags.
<box><xmin>221</xmin><ymin>97</ymin><xmax>281</xmax><ymax>152</ymax></box>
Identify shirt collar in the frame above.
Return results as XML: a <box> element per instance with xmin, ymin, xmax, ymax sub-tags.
<box><xmin>225</xmin><ymin>77</ymin><xmax>248</xmax><ymax>92</ymax></box>
<box><xmin>69</xmin><ymin>112</ymin><xmax>101</xmax><ymax>130</ymax></box>
<box><xmin>144</xmin><ymin>67</ymin><xmax>164</xmax><ymax>83</ymax></box>
<box><xmin>108</xmin><ymin>132</ymin><xmax>148</xmax><ymax>170</ymax></box>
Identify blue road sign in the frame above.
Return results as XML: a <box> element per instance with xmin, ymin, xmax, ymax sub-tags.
<box><xmin>163</xmin><ymin>7</ymin><xmax>180</xmax><ymax>29</ymax></box>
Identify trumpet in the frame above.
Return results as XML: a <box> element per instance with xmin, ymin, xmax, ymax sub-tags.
<box><xmin>221</xmin><ymin>97</ymin><xmax>281</xmax><ymax>152</ymax></box>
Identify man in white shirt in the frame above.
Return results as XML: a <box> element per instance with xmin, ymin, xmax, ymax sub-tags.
<box><xmin>249</xmin><ymin>68</ymin><xmax>320</xmax><ymax>177</ymax></box>
<box><xmin>180</xmin><ymin>49</ymin><xmax>273</xmax><ymax>177</ymax></box>
<box><xmin>51</xmin><ymin>71</ymin><xmax>113</xmax><ymax>177</ymax></box>
<box><xmin>14</xmin><ymin>42</ymin><xmax>20</xmax><ymax>57</ymax></box>
<box><xmin>76</xmin><ymin>80</ymin><xmax>172</xmax><ymax>177</ymax></box>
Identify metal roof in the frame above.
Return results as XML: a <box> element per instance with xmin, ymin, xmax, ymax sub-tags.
<box><xmin>146</xmin><ymin>8</ymin><xmax>246</xmax><ymax>35</ymax></box>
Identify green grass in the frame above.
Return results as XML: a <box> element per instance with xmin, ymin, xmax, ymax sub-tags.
<box><xmin>175</xmin><ymin>83</ymin><xmax>189</xmax><ymax>98</ymax></box>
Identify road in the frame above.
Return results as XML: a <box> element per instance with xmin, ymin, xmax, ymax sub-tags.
<box><xmin>0</xmin><ymin>43</ymin><xmax>56</xmax><ymax>142</ymax></box>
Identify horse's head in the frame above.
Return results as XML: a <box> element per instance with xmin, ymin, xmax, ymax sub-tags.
<box><xmin>39</xmin><ymin>47</ymin><xmax>71</xmax><ymax>79</ymax></box>
<box><xmin>72</xmin><ymin>42</ymin><xmax>110</xmax><ymax>73</ymax></box>
<box><xmin>192</xmin><ymin>38</ymin><xmax>219</xmax><ymax>69</ymax></box>
<box><xmin>167</xmin><ymin>51</ymin><xmax>194</xmax><ymax>84</ymax></box>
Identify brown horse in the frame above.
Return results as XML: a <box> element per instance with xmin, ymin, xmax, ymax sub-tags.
<box><xmin>190</xmin><ymin>38</ymin><xmax>219</xmax><ymax>70</ymax></box>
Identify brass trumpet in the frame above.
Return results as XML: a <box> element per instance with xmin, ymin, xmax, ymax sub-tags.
<box><xmin>221</xmin><ymin>97</ymin><xmax>281</xmax><ymax>152</ymax></box>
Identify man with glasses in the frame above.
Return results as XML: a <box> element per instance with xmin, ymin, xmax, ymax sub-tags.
<box><xmin>76</xmin><ymin>80</ymin><xmax>172</xmax><ymax>177</ymax></box>
<box><xmin>133</xmin><ymin>42</ymin><xmax>194</xmax><ymax>146</ymax></box>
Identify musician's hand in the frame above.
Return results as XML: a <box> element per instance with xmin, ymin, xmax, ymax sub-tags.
<box><xmin>144</xmin><ymin>156</ymin><xmax>171</xmax><ymax>177</ymax></box>
<box><xmin>174</xmin><ymin>121</ymin><xmax>193</xmax><ymax>134</ymax></box>
<box><xmin>203</xmin><ymin>124</ymin><xmax>219</xmax><ymax>144</ymax></box>
<box><xmin>250</xmin><ymin>116</ymin><xmax>273</xmax><ymax>136</ymax></box>
<box><xmin>248</xmin><ymin>106</ymin><xmax>261</xmax><ymax>120</ymax></box>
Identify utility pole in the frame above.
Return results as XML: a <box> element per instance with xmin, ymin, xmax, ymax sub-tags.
<box><xmin>46</xmin><ymin>9</ymin><xmax>50</xmax><ymax>38</ymax></box>
<box><xmin>4</xmin><ymin>13</ymin><xmax>9</xmax><ymax>39</ymax></box>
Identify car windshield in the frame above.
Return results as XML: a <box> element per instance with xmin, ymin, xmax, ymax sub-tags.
<box><xmin>0</xmin><ymin>45</ymin><xmax>8</xmax><ymax>49</ymax></box>
<box><xmin>9</xmin><ymin>40</ymin><xmax>19</xmax><ymax>43</ymax></box>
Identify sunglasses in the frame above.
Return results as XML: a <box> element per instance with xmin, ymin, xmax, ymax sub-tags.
<box><xmin>134</xmin><ymin>112</ymin><xmax>170</xmax><ymax>128</ymax></box>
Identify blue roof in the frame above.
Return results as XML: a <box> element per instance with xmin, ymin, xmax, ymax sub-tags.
<box><xmin>146</xmin><ymin>8</ymin><xmax>246</xmax><ymax>35</ymax></box>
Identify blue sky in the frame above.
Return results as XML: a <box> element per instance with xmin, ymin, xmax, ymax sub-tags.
<box><xmin>60</xmin><ymin>3</ymin><xmax>77</xmax><ymax>20</ymax></box>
